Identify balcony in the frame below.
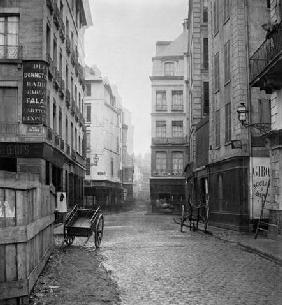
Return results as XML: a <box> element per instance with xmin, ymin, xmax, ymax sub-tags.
<box><xmin>0</xmin><ymin>122</ymin><xmax>19</xmax><ymax>135</ymax></box>
<box><xmin>47</xmin><ymin>127</ymin><xmax>53</xmax><ymax>141</ymax></box>
<box><xmin>152</xmin><ymin>137</ymin><xmax>187</xmax><ymax>145</ymax></box>
<box><xmin>155</xmin><ymin>105</ymin><xmax>167</xmax><ymax>112</ymax></box>
<box><xmin>250</xmin><ymin>22</ymin><xmax>282</xmax><ymax>93</ymax></box>
<box><xmin>65</xmin><ymin>89</ymin><xmax>71</xmax><ymax>108</ymax></box>
<box><xmin>54</xmin><ymin>133</ymin><xmax>60</xmax><ymax>146</ymax></box>
<box><xmin>0</xmin><ymin>45</ymin><xmax>23</xmax><ymax>60</ymax></box>
<box><xmin>171</xmin><ymin>104</ymin><xmax>184</xmax><ymax>112</ymax></box>
<box><xmin>152</xmin><ymin>170</ymin><xmax>184</xmax><ymax>177</ymax></box>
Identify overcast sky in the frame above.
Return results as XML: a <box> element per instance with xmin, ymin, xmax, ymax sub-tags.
<box><xmin>85</xmin><ymin>0</ymin><xmax>188</xmax><ymax>155</ymax></box>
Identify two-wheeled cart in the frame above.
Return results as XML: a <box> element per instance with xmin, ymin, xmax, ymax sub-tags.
<box><xmin>63</xmin><ymin>205</ymin><xmax>104</xmax><ymax>248</ymax></box>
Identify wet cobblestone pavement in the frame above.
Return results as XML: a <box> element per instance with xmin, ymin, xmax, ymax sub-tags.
<box><xmin>100</xmin><ymin>202</ymin><xmax>282</xmax><ymax>305</ymax></box>
<box><xmin>32</xmin><ymin>201</ymin><xmax>282</xmax><ymax>305</ymax></box>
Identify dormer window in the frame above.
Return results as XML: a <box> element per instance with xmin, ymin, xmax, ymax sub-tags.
<box><xmin>164</xmin><ymin>62</ymin><xmax>175</xmax><ymax>76</ymax></box>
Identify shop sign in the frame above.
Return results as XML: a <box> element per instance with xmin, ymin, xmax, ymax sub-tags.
<box><xmin>250</xmin><ymin>157</ymin><xmax>271</xmax><ymax>219</ymax></box>
<box><xmin>22</xmin><ymin>61</ymin><xmax>47</xmax><ymax>124</ymax></box>
<box><xmin>0</xmin><ymin>143</ymin><xmax>43</xmax><ymax>157</ymax></box>
<box><xmin>27</xmin><ymin>125</ymin><xmax>42</xmax><ymax>134</ymax></box>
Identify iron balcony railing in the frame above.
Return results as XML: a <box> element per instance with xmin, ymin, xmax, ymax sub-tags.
<box><xmin>152</xmin><ymin>137</ymin><xmax>187</xmax><ymax>145</ymax></box>
<box><xmin>152</xmin><ymin>170</ymin><xmax>184</xmax><ymax>177</ymax></box>
<box><xmin>250</xmin><ymin>22</ymin><xmax>282</xmax><ymax>84</ymax></box>
<box><xmin>0</xmin><ymin>122</ymin><xmax>19</xmax><ymax>135</ymax></box>
<box><xmin>155</xmin><ymin>105</ymin><xmax>167</xmax><ymax>112</ymax></box>
<box><xmin>171</xmin><ymin>104</ymin><xmax>184</xmax><ymax>112</ymax></box>
<box><xmin>0</xmin><ymin>45</ymin><xmax>23</xmax><ymax>60</ymax></box>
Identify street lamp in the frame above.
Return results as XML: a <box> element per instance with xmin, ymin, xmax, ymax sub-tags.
<box><xmin>236</xmin><ymin>102</ymin><xmax>271</xmax><ymax>134</ymax></box>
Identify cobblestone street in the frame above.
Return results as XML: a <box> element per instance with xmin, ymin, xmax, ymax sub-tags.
<box><xmin>100</xmin><ymin>201</ymin><xmax>282</xmax><ymax>305</ymax></box>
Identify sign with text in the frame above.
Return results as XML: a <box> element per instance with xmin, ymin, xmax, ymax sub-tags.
<box><xmin>22</xmin><ymin>61</ymin><xmax>47</xmax><ymax>124</ymax></box>
<box><xmin>250</xmin><ymin>157</ymin><xmax>271</xmax><ymax>219</ymax></box>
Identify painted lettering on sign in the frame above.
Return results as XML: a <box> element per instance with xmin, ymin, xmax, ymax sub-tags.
<box><xmin>22</xmin><ymin>61</ymin><xmax>48</xmax><ymax>124</ymax></box>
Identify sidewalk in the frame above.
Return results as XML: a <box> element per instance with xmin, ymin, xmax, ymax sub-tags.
<box><xmin>198</xmin><ymin>223</ymin><xmax>282</xmax><ymax>266</ymax></box>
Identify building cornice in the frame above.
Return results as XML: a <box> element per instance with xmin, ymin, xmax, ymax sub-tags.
<box><xmin>152</xmin><ymin>55</ymin><xmax>184</xmax><ymax>61</ymax></box>
<box><xmin>149</xmin><ymin>76</ymin><xmax>184</xmax><ymax>81</ymax></box>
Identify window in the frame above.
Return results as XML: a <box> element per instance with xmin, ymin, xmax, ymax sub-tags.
<box><xmin>258</xmin><ymin>99</ymin><xmax>271</xmax><ymax>124</ymax></box>
<box><xmin>203</xmin><ymin>6</ymin><xmax>208</xmax><ymax>23</ymax></box>
<box><xmin>172</xmin><ymin>121</ymin><xmax>183</xmax><ymax>137</ymax></box>
<box><xmin>71</xmin><ymin>77</ymin><xmax>73</xmax><ymax>99</ymax></box>
<box><xmin>59</xmin><ymin>49</ymin><xmax>62</xmax><ymax>74</ymax></box>
<box><xmin>214</xmin><ymin>52</ymin><xmax>219</xmax><ymax>92</ymax></box>
<box><xmin>66</xmin><ymin>64</ymin><xmax>69</xmax><ymax>89</ymax></box>
<box><xmin>203</xmin><ymin>38</ymin><xmax>209</xmax><ymax>70</ymax></box>
<box><xmin>71</xmin><ymin>122</ymin><xmax>73</xmax><ymax>148</ymax></box>
<box><xmin>86</xmin><ymin>104</ymin><xmax>91</xmax><ymax>122</ymax></box>
<box><xmin>203</xmin><ymin>82</ymin><xmax>209</xmax><ymax>116</ymax></box>
<box><xmin>156</xmin><ymin>91</ymin><xmax>167</xmax><ymax>111</ymax></box>
<box><xmin>214</xmin><ymin>0</ymin><xmax>219</xmax><ymax>34</ymax></box>
<box><xmin>46</xmin><ymin>24</ymin><xmax>51</xmax><ymax>56</ymax></box>
<box><xmin>224</xmin><ymin>41</ymin><xmax>230</xmax><ymax>83</ymax></box>
<box><xmin>86</xmin><ymin>83</ymin><xmax>91</xmax><ymax>96</ymax></box>
<box><xmin>164</xmin><ymin>62</ymin><xmax>175</xmax><ymax>76</ymax></box>
<box><xmin>156</xmin><ymin>152</ymin><xmax>167</xmax><ymax>172</ymax></box>
<box><xmin>156</xmin><ymin>121</ymin><xmax>166</xmax><ymax>138</ymax></box>
<box><xmin>215</xmin><ymin>110</ymin><xmax>220</xmax><ymax>146</ymax></box>
<box><xmin>66</xmin><ymin>18</ymin><xmax>69</xmax><ymax>36</ymax></box>
<box><xmin>224</xmin><ymin>0</ymin><xmax>231</xmax><ymax>22</ymax></box>
<box><xmin>59</xmin><ymin>109</ymin><xmax>62</xmax><ymax>137</ymax></box>
<box><xmin>0</xmin><ymin>88</ymin><xmax>18</xmax><ymax>122</ymax></box>
<box><xmin>53</xmin><ymin>102</ymin><xmax>57</xmax><ymax>132</ymax></box>
<box><xmin>86</xmin><ymin>158</ymin><xmax>90</xmax><ymax>175</ymax></box>
<box><xmin>225</xmin><ymin>103</ymin><xmax>231</xmax><ymax>142</ymax></box>
<box><xmin>53</xmin><ymin>37</ymin><xmax>57</xmax><ymax>66</ymax></box>
<box><xmin>86</xmin><ymin>132</ymin><xmax>90</xmax><ymax>149</ymax></box>
<box><xmin>111</xmin><ymin>158</ymin><xmax>114</xmax><ymax>176</ymax></box>
<box><xmin>172</xmin><ymin>152</ymin><xmax>184</xmax><ymax>174</ymax></box>
<box><xmin>65</xmin><ymin>118</ymin><xmax>68</xmax><ymax>144</ymax></box>
<box><xmin>75</xmin><ymin>128</ymin><xmax>77</xmax><ymax>150</ymax></box>
<box><xmin>172</xmin><ymin>91</ymin><xmax>183</xmax><ymax>111</ymax></box>
<box><xmin>225</xmin><ymin>84</ymin><xmax>231</xmax><ymax>142</ymax></box>
<box><xmin>0</xmin><ymin>16</ymin><xmax>19</xmax><ymax>59</ymax></box>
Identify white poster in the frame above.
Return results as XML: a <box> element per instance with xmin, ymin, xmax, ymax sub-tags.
<box><xmin>250</xmin><ymin>157</ymin><xmax>271</xmax><ymax>219</ymax></box>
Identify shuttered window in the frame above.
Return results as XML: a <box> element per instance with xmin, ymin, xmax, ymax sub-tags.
<box><xmin>203</xmin><ymin>82</ymin><xmax>209</xmax><ymax>116</ymax></box>
<box><xmin>203</xmin><ymin>38</ymin><xmax>209</xmax><ymax>70</ymax></box>
<box><xmin>214</xmin><ymin>0</ymin><xmax>219</xmax><ymax>34</ymax></box>
<box><xmin>156</xmin><ymin>91</ymin><xmax>167</xmax><ymax>111</ymax></box>
<box><xmin>0</xmin><ymin>88</ymin><xmax>18</xmax><ymax>122</ymax></box>
<box><xmin>224</xmin><ymin>40</ymin><xmax>230</xmax><ymax>83</ymax></box>
<box><xmin>224</xmin><ymin>0</ymin><xmax>231</xmax><ymax>22</ymax></box>
<box><xmin>258</xmin><ymin>99</ymin><xmax>271</xmax><ymax>124</ymax></box>
<box><xmin>156</xmin><ymin>152</ymin><xmax>167</xmax><ymax>172</ymax></box>
<box><xmin>214</xmin><ymin>52</ymin><xmax>219</xmax><ymax>92</ymax></box>
<box><xmin>156</xmin><ymin>121</ymin><xmax>166</xmax><ymax>138</ymax></box>
<box><xmin>172</xmin><ymin>121</ymin><xmax>183</xmax><ymax>137</ymax></box>
<box><xmin>215</xmin><ymin>110</ymin><xmax>220</xmax><ymax>146</ymax></box>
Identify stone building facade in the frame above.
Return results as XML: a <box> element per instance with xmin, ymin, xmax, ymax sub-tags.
<box><xmin>249</xmin><ymin>0</ymin><xmax>282</xmax><ymax>234</ymax></box>
<box><xmin>208</xmin><ymin>0</ymin><xmax>270</xmax><ymax>230</ymax></box>
<box><xmin>84</xmin><ymin>66</ymin><xmax>123</xmax><ymax>207</ymax></box>
<box><xmin>0</xmin><ymin>0</ymin><xmax>92</xmax><ymax>206</ymax></box>
<box><xmin>150</xmin><ymin>22</ymin><xmax>189</xmax><ymax>209</ymax></box>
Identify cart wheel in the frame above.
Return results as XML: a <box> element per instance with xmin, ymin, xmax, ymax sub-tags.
<box><xmin>180</xmin><ymin>204</ymin><xmax>185</xmax><ymax>232</ymax></box>
<box><xmin>94</xmin><ymin>214</ymin><xmax>104</xmax><ymax>248</ymax></box>
<box><xmin>65</xmin><ymin>235</ymin><xmax>75</xmax><ymax>246</ymax></box>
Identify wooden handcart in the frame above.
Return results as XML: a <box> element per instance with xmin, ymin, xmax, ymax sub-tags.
<box><xmin>63</xmin><ymin>205</ymin><xmax>104</xmax><ymax>248</ymax></box>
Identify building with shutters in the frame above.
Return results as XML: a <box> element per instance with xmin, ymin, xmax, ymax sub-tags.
<box><xmin>83</xmin><ymin>66</ymin><xmax>124</xmax><ymax>207</ymax></box>
<box><xmin>207</xmin><ymin>0</ymin><xmax>271</xmax><ymax>230</ymax></box>
<box><xmin>249</xmin><ymin>0</ymin><xmax>282</xmax><ymax>235</ymax></box>
<box><xmin>150</xmin><ymin>20</ymin><xmax>189</xmax><ymax>210</ymax></box>
<box><xmin>185</xmin><ymin>0</ymin><xmax>210</xmax><ymax>208</ymax></box>
<box><xmin>0</xmin><ymin>0</ymin><xmax>92</xmax><ymax>206</ymax></box>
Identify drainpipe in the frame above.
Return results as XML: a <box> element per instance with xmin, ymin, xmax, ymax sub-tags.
<box><xmin>244</xmin><ymin>0</ymin><xmax>253</xmax><ymax>230</ymax></box>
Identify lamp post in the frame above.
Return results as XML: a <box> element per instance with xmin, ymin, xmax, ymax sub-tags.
<box><xmin>236</xmin><ymin>102</ymin><xmax>271</xmax><ymax>134</ymax></box>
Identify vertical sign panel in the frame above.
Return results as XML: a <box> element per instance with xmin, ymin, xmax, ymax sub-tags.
<box><xmin>22</xmin><ymin>61</ymin><xmax>47</xmax><ymax>124</ymax></box>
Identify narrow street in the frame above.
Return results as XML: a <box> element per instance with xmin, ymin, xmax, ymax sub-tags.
<box><xmin>32</xmin><ymin>201</ymin><xmax>282</xmax><ymax>305</ymax></box>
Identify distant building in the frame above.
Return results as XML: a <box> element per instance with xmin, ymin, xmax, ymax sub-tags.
<box><xmin>122</xmin><ymin>108</ymin><xmax>134</xmax><ymax>201</ymax></box>
<box><xmin>84</xmin><ymin>66</ymin><xmax>123</xmax><ymax>207</ymax></box>
<box><xmin>150</xmin><ymin>22</ymin><xmax>189</xmax><ymax>208</ymax></box>
<box><xmin>0</xmin><ymin>0</ymin><xmax>92</xmax><ymax>206</ymax></box>
<box><xmin>134</xmin><ymin>152</ymin><xmax>150</xmax><ymax>201</ymax></box>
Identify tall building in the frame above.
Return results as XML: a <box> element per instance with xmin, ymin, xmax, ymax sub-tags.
<box><xmin>84</xmin><ymin>66</ymin><xmax>123</xmax><ymax>207</ymax></box>
<box><xmin>208</xmin><ymin>0</ymin><xmax>270</xmax><ymax>230</ymax></box>
<box><xmin>121</xmin><ymin>108</ymin><xmax>134</xmax><ymax>201</ymax></box>
<box><xmin>185</xmin><ymin>0</ymin><xmax>210</xmax><ymax>206</ymax></box>
<box><xmin>0</xmin><ymin>0</ymin><xmax>92</xmax><ymax>206</ymax></box>
<box><xmin>249</xmin><ymin>0</ymin><xmax>282</xmax><ymax>235</ymax></box>
<box><xmin>150</xmin><ymin>22</ymin><xmax>189</xmax><ymax>209</ymax></box>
